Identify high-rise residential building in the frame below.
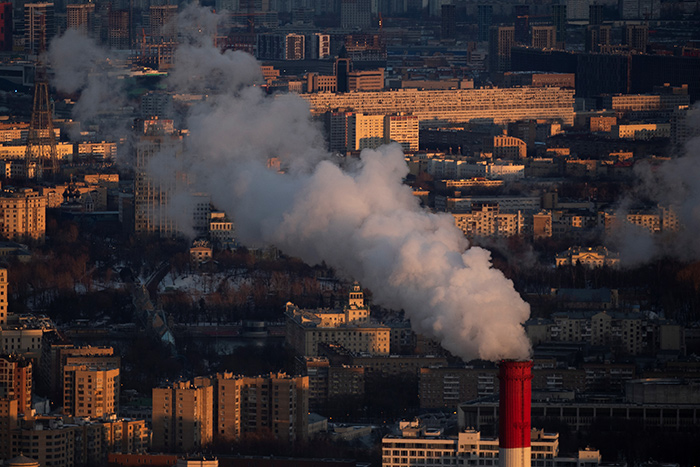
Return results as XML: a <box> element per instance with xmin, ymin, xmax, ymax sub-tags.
<box><xmin>152</xmin><ymin>379</ymin><xmax>214</xmax><ymax>452</ymax></box>
<box><xmin>477</xmin><ymin>4</ymin><xmax>492</xmax><ymax>42</ymax></box>
<box><xmin>24</xmin><ymin>2</ymin><xmax>54</xmax><ymax>54</ymax></box>
<box><xmin>589</xmin><ymin>3</ymin><xmax>603</xmax><ymax>24</ymax></box>
<box><xmin>488</xmin><ymin>25</ymin><xmax>515</xmax><ymax>74</ymax></box>
<box><xmin>384</xmin><ymin>114</ymin><xmax>419</xmax><ymax>152</ymax></box>
<box><xmin>441</xmin><ymin>4</ymin><xmax>456</xmax><ymax>40</ymax></box>
<box><xmin>351</xmin><ymin>113</ymin><xmax>384</xmax><ymax>151</ymax></box>
<box><xmin>39</xmin><ymin>342</ymin><xmax>118</xmax><ymax>405</ymax></box>
<box><xmin>585</xmin><ymin>24</ymin><xmax>611</xmax><ymax>52</ymax></box>
<box><xmin>335</xmin><ymin>57</ymin><xmax>351</xmax><ymax>93</ymax></box>
<box><xmin>213</xmin><ymin>373</ymin><xmax>309</xmax><ymax>444</ymax></box>
<box><xmin>624</xmin><ymin>24</ymin><xmax>648</xmax><ymax>52</ymax></box>
<box><xmin>0</xmin><ymin>355</ymin><xmax>32</xmax><ymax>416</ymax></box>
<box><xmin>108</xmin><ymin>9</ymin><xmax>130</xmax><ymax>49</ymax></box>
<box><xmin>341</xmin><ymin>0</ymin><xmax>371</xmax><ymax>29</ymax></box>
<box><xmin>327</xmin><ymin>110</ymin><xmax>354</xmax><ymax>153</ymax></box>
<box><xmin>531</xmin><ymin>25</ymin><xmax>556</xmax><ymax>49</ymax></box>
<box><xmin>0</xmin><ymin>268</ymin><xmax>6</xmax><ymax>326</ymax></box>
<box><xmin>63</xmin><ymin>361</ymin><xmax>119</xmax><ymax>418</ymax></box>
<box><xmin>66</xmin><ymin>3</ymin><xmax>95</xmax><ymax>36</ymax></box>
<box><xmin>150</xmin><ymin>5</ymin><xmax>177</xmax><ymax>41</ymax></box>
<box><xmin>0</xmin><ymin>188</ymin><xmax>46</xmax><ymax>243</ymax></box>
<box><xmin>306</xmin><ymin>33</ymin><xmax>330</xmax><ymax>59</ymax></box>
<box><xmin>134</xmin><ymin>119</ymin><xmax>182</xmax><ymax>236</ymax></box>
<box><xmin>0</xmin><ymin>3</ymin><xmax>12</xmax><ymax>51</ymax></box>
<box><xmin>285</xmin><ymin>33</ymin><xmax>305</xmax><ymax>60</ymax></box>
<box><xmin>551</xmin><ymin>3</ymin><xmax>567</xmax><ymax>46</ymax></box>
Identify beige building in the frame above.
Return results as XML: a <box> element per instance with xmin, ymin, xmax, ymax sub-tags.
<box><xmin>452</xmin><ymin>204</ymin><xmax>523</xmax><ymax>238</ymax></box>
<box><xmin>348</xmin><ymin>68</ymin><xmax>384</xmax><ymax>92</ymax></box>
<box><xmin>531</xmin><ymin>25</ymin><xmax>557</xmax><ymax>49</ymax></box>
<box><xmin>0</xmin><ymin>315</ymin><xmax>51</xmax><ymax>361</ymax></box>
<box><xmin>9</xmin><ymin>416</ymin><xmax>148</xmax><ymax>466</ymax></box>
<box><xmin>351</xmin><ymin>113</ymin><xmax>385</xmax><ymax>151</ymax></box>
<box><xmin>0</xmin><ymin>188</ymin><xmax>46</xmax><ymax>242</ymax></box>
<box><xmin>214</xmin><ymin>372</ymin><xmax>309</xmax><ymax>444</ymax></box>
<box><xmin>0</xmin><ymin>268</ymin><xmax>6</xmax><ymax>325</ymax></box>
<box><xmin>152</xmin><ymin>378</ymin><xmax>214</xmax><ymax>453</ymax></box>
<box><xmin>555</xmin><ymin>246</ymin><xmax>620</xmax><ymax>268</ymax></box>
<box><xmin>489</xmin><ymin>135</ymin><xmax>527</xmax><ymax>159</ymax></box>
<box><xmin>302</xmin><ymin>87</ymin><xmax>575</xmax><ymax>126</ymax></box>
<box><xmin>285</xmin><ymin>284</ymin><xmax>390</xmax><ymax>356</ymax></box>
<box><xmin>154</xmin><ymin>372</ymin><xmax>309</xmax><ymax>448</ymax></box>
<box><xmin>611</xmin><ymin>123</ymin><xmax>671</xmax><ymax>140</ymax></box>
<box><xmin>384</xmin><ymin>114</ymin><xmax>419</xmax><ymax>152</ymax></box>
<box><xmin>40</xmin><ymin>342</ymin><xmax>118</xmax><ymax>405</ymax></box>
<box><xmin>0</xmin><ymin>355</ymin><xmax>32</xmax><ymax>416</ymax></box>
<box><xmin>63</xmin><ymin>362</ymin><xmax>119</xmax><ymax>418</ymax></box>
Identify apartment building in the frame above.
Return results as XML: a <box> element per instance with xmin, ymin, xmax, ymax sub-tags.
<box><xmin>0</xmin><ymin>188</ymin><xmax>46</xmax><ymax>242</ymax></box>
<box><xmin>39</xmin><ymin>342</ymin><xmax>118</xmax><ymax>405</ymax></box>
<box><xmin>152</xmin><ymin>379</ymin><xmax>214</xmax><ymax>452</ymax></box>
<box><xmin>302</xmin><ymin>87</ymin><xmax>575</xmax><ymax>126</ymax></box>
<box><xmin>9</xmin><ymin>416</ymin><xmax>148</xmax><ymax>466</ymax></box>
<box><xmin>154</xmin><ymin>373</ymin><xmax>309</xmax><ymax>447</ymax></box>
<box><xmin>452</xmin><ymin>204</ymin><xmax>524</xmax><ymax>238</ymax></box>
<box><xmin>0</xmin><ymin>354</ymin><xmax>32</xmax><ymax>415</ymax></box>
<box><xmin>63</xmin><ymin>362</ymin><xmax>119</xmax><ymax>418</ymax></box>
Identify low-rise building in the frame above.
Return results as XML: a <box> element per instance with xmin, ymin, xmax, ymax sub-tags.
<box><xmin>382</xmin><ymin>423</ymin><xmax>601</xmax><ymax>467</ymax></box>
<box><xmin>555</xmin><ymin>246</ymin><xmax>620</xmax><ymax>268</ymax></box>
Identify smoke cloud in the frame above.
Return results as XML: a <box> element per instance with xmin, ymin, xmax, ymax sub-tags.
<box><xmin>607</xmin><ymin>105</ymin><xmax>700</xmax><ymax>266</ymax></box>
<box><xmin>48</xmin><ymin>29</ymin><xmax>127</xmax><ymax>129</ymax></box>
<box><xmin>49</xmin><ymin>5</ymin><xmax>533</xmax><ymax>362</ymax></box>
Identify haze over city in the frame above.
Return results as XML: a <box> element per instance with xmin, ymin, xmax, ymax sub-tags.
<box><xmin>0</xmin><ymin>0</ymin><xmax>698</xmax><ymax>466</ymax></box>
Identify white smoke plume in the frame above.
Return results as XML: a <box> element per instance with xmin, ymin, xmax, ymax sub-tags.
<box><xmin>607</xmin><ymin>105</ymin><xmax>700</xmax><ymax>266</ymax></box>
<box><xmin>48</xmin><ymin>29</ymin><xmax>127</xmax><ymax>130</ymax></box>
<box><xmin>49</xmin><ymin>5</ymin><xmax>533</xmax><ymax>362</ymax></box>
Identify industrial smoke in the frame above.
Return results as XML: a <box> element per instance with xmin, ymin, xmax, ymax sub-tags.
<box><xmin>48</xmin><ymin>5</ymin><xmax>532</xmax><ymax>362</ymax></box>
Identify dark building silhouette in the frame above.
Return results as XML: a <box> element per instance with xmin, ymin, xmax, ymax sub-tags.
<box><xmin>511</xmin><ymin>47</ymin><xmax>700</xmax><ymax>101</ymax></box>
<box><xmin>514</xmin><ymin>4</ymin><xmax>529</xmax><ymax>44</ymax></box>
<box><xmin>589</xmin><ymin>3</ymin><xmax>604</xmax><ymax>25</ymax></box>
<box><xmin>489</xmin><ymin>25</ymin><xmax>515</xmax><ymax>75</ymax></box>
<box><xmin>441</xmin><ymin>4</ymin><xmax>456</xmax><ymax>40</ymax></box>
<box><xmin>0</xmin><ymin>3</ymin><xmax>10</xmax><ymax>51</ymax></box>
<box><xmin>624</xmin><ymin>24</ymin><xmax>648</xmax><ymax>52</ymax></box>
<box><xmin>585</xmin><ymin>24</ymin><xmax>611</xmax><ymax>52</ymax></box>
<box><xmin>477</xmin><ymin>4</ymin><xmax>492</xmax><ymax>42</ymax></box>
<box><xmin>551</xmin><ymin>3</ymin><xmax>567</xmax><ymax>46</ymax></box>
<box><xmin>335</xmin><ymin>56</ymin><xmax>351</xmax><ymax>93</ymax></box>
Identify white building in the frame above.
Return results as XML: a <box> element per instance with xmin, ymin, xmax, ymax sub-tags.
<box><xmin>382</xmin><ymin>423</ymin><xmax>602</xmax><ymax>467</ymax></box>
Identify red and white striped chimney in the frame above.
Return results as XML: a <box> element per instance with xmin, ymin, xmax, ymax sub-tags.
<box><xmin>499</xmin><ymin>360</ymin><xmax>532</xmax><ymax>467</ymax></box>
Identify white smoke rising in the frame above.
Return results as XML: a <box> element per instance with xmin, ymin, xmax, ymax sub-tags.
<box><xmin>607</xmin><ymin>105</ymin><xmax>700</xmax><ymax>265</ymax></box>
<box><xmin>51</xmin><ymin>5</ymin><xmax>533</xmax><ymax>362</ymax></box>
<box><xmin>48</xmin><ymin>29</ymin><xmax>127</xmax><ymax>127</ymax></box>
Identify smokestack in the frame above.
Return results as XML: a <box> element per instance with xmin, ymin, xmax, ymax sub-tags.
<box><xmin>499</xmin><ymin>360</ymin><xmax>532</xmax><ymax>467</ymax></box>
